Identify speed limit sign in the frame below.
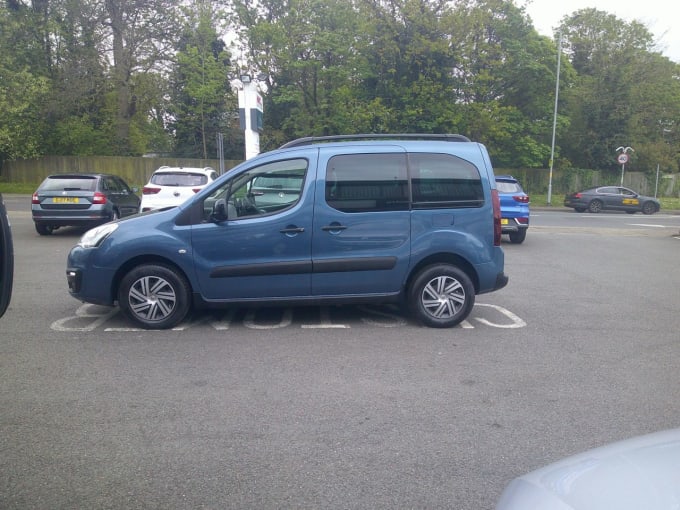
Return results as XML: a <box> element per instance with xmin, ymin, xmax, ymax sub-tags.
<box><xmin>617</xmin><ymin>153</ymin><xmax>629</xmax><ymax>165</ymax></box>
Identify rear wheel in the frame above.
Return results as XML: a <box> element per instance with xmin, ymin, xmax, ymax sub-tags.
<box><xmin>509</xmin><ymin>229</ymin><xmax>527</xmax><ymax>244</ymax></box>
<box><xmin>588</xmin><ymin>200</ymin><xmax>603</xmax><ymax>213</ymax></box>
<box><xmin>34</xmin><ymin>223</ymin><xmax>54</xmax><ymax>236</ymax></box>
<box><xmin>118</xmin><ymin>264</ymin><xmax>191</xmax><ymax>329</ymax></box>
<box><xmin>408</xmin><ymin>264</ymin><xmax>475</xmax><ymax>328</ymax></box>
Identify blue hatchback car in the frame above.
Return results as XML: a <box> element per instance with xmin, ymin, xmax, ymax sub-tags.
<box><xmin>66</xmin><ymin>134</ymin><xmax>508</xmax><ymax>329</ymax></box>
<box><xmin>495</xmin><ymin>175</ymin><xmax>530</xmax><ymax>244</ymax></box>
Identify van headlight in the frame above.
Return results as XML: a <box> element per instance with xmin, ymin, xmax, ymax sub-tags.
<box><xmin>78</xmin><ymin>223</ymin><xmax>119</xmax><ymax>248</ymax></box>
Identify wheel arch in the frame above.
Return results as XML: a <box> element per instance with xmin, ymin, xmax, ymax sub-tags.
<box><xmin>111</xmin><ymin>255</ymin><xmax>193</xmax><ymax>304</ymax></box>
<box><xmin>406</xmin><ymin>253</ymin><xmax>479</xmax><ymax>294</ymax></box>
<box><xmin>642</xmin><ymin>200</ymin><xmax>660</xmax><ymax>214</ymax></box>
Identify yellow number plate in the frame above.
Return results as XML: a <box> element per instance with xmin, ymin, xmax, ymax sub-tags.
<box><xmin>53</xmin><ymin>197</ymin><xmax>79</xmax><ymax>204</ymax></box>
<box><xmin>501</xmin><ymin>218</ymin><xmax>509</xmax><ymax>225</ymax></box>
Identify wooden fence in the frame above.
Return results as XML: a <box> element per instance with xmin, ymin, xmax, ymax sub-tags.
<box><xmin>0</xmin><ymin>156</ymin><xmax>241</xmax><ymax>188</ymax></box>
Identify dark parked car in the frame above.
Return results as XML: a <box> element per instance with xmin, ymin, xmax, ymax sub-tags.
<box><xmin>495</xmin><ymin>175</ymin><xmax>530</xmax><ymax>244</ymax></box>
<box><xmin>32</xmin><ymin>173</ymin><xmax>140</xmax><ymax>235</ymax></box>
<box><xmin>0</xmin><ymin>194</ymin><xmax>13</xmax><ymax>318</ymax></box>
<box><xmin>564</xmin><ymin>186</ymin><xmax>660</xmax><ymax>214</ymax></box>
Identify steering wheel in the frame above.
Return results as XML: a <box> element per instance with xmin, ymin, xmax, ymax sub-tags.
<box><xmin>235</xmin><ymin>196</ymin><xmax>259</xmax><ymax>216</ymax></box>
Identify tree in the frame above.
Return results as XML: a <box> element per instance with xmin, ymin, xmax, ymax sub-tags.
<box><xmin>0</xmin><ymin>3</ymin><xmax>50</xmax><ymax>160</ymax></box>
<box><xmin>557</xmin><ymin>8</ymin><xmax>680</xmax><ymax>172</ymax></box>
<box><xmin>103</xmin><ymin>0</ymin><xmax>181</xmax><ymax>154</ymax></box>
<box><xmin>230</xmin><ymin>0</ymin><xmax>368</xmax><ymax>146</ymax></box>
<box><xmin>445</xmin><ymin>0</ymin><xmax>566</xmax><ymax>167</ymax></box>
<box><xmin>355</xmin><ymin>0</ymin><xmax>459</xmax><ymax>133</ymax></box>
<box><xmin>171</xmin><ymin>1</ymin><xmax>235</xmax><ymax>159</ymax></box>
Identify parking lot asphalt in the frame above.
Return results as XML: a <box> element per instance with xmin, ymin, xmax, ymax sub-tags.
<box><xmin>1</xmin><ymin>195</ymin><xmax>680</xmax><ymax>509</ymax></box>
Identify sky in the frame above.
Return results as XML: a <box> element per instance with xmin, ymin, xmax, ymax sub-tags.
<box><xmin>521</xmin><ymin>0</ymin><xmax>680</xmax><ymax>62</ymax></box>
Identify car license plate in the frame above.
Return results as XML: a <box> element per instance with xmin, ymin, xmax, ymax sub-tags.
<box><xmin>501</xmin><ymin>218</ymin><xmax>509</xmax><ymax>225</ymax></box>
<box><xmin>53</xmin><ymin>197</ymin><xmax>79</xmax><ymax>204</ymax></box>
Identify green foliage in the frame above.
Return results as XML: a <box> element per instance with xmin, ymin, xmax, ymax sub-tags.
<box><xmin>558</xmin><ymin>8</ymin><xmax>680</xmax><ymax>173</ymax></box>
<box><xmin>0</xmin><ymin>68</ymin><xmax>50</xmax><ymax>160</ymax></box>
<box><xmin>1</xmin><ymin>0</ymin><xmax>679</xmax><ymax>173</ymax></box>
<box><xmin>170</xmin><ymin>2</ymin><xmax>237</xmax><ymax>159</ymax></box>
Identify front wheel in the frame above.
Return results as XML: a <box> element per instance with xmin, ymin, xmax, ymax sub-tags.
<box><xmin>118</xmin><ymin>264</ymin><xmax>191</xmax><ymax>329</ymax></box>
<box><xmin>641</xmin><ymin>201</ymin><xmax>657</xmax><ymax>215</ymax></box>
<box><xmin>408</xmin><ymin>264</ymin><xmax>475</xmax><ymax>328</ymax></box>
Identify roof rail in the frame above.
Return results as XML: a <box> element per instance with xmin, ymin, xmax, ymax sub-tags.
<box><xmin>279</xmin><ymin>133</ymin><xmax>471</xmax><ymax>149</ymax></box>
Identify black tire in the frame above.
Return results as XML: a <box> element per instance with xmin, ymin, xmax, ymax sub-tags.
<box><xmin>408</xmin><ymin>264</ymin><xmax>475</xmax><ymax>328</ymax></box>
<box><xmin>0</xmin><ymin>194</ymin><xmax>13</xmax><ymax>319</ymax></box>
<box><xmin>118</xmin><ymin>264</ymin><xmax>191</xmax><ymax>329</ymax></box>
<box><xmin>641</xmin><ymin>201</ymin><xmax>657</xmax><ymax>215</ymax></box>
<box><xmin>509</xmin><ymin>229</ymin><xmax>527</xmax><ymax>244</ymax></box>
<box><xmin>588</xmin><ymin>200</ymin><xmax>603</xmax><ymax>213</ymax></box>
<box><xmin>35</xmin><ymin>222</ymin><xmax>54</xmax><ymax>236</ymax></box>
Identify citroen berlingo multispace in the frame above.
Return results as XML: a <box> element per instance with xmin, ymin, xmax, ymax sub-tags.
<box><xmin>67</xmin><ymin>134</ymin><xmax>508</xmax><ymax>329</ymax></box>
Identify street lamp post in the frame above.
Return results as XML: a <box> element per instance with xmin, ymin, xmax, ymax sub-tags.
<box><xmin>616</xmin><ymin>146</ymin><xmax>634</xmax><ymax>186</ymax></box>
<box><xmin>231</xmin><ymin>73</ymin><xmax>265</xmax><ymax>160</ymax></box>
<box><xmin>548</xmin><ymin>33</ymin><xmax>562</xmax><ymax>206</ymax></box>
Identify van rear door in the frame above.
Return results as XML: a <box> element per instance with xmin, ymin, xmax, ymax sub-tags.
<box><xmin>311</xmin><ymin>148</ymin><xmax>411</xmax><ymax>297</ymax></box>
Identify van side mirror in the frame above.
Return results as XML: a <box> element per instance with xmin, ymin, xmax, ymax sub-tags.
<box><xmin>0</xmin><ymin>194</ymin><xmax>14</xmax><ymax>319</ymax></box>
<box><xmin>210</xmin><ymin>198</ymin><xmax>229</xmax><ymax>222</ymax></box>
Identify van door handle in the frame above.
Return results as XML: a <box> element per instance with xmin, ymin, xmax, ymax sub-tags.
<box><xmin>321</xmin><ymin>223</ymin><xmax>347</xmax><ymax>232</ymax></box>
<box><xmin>280</xmin><ymin>226</ymin><xmax>305</xmax><ymax>234</ymax></box>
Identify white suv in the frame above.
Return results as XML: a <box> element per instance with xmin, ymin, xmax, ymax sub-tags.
<box><xmin>140</xmin><ymin>166</ymin><xmax>219</xmax><ymax>212</ymax></box>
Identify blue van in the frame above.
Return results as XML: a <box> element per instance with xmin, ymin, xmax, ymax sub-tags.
<box><xmin>67</xmin><ymin>134</ymin><xmax>507</xmax><ymax>329</ymax></box>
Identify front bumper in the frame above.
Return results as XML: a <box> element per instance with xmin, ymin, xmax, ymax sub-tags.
<box><xmin>66</xmin><ymin>268</ymin><xmax>82</xmax><ymax>293</ymax></box>
<box><xmin>66</xmin><ymin>245</ymin><xmax>118</xmax><ymax>306</ymax></box>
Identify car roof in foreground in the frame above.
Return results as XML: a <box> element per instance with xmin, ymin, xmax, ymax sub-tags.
<box><xmin>496</xmin><ymin>427</ymin><xmax>680</xmax><ymax>510</ymax></box>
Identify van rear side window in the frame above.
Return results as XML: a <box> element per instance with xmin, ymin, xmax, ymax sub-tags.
<box><xmin>410</xmin><ymin>153</ymin><xmax>484</xmax><ymax>208</ymax></box>
<box><xmin>325</xmin><ymin>152</ymin><xmax>484</xmax><ymax>213</ymax></box>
